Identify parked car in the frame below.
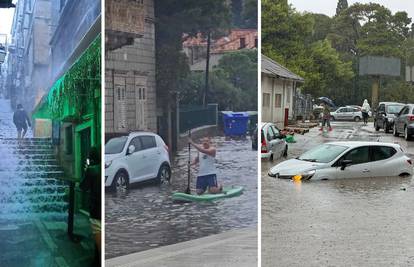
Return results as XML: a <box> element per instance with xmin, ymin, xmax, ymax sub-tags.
<box><xmin>374</xmin><ymin>102</ymin><xmax>405</xmax><ymax>133</ymax></box>
<box><xmin>105</xmin><ymin>132</ymin><xmax>171</xmax><ymax>191</ymax></box>
<box><xmin>251</xmin><ymin>126</ymin><xmax>258</xmax><ymax>150</ymax></box>
<box><xmin>393</xmin><ymin>104</ymin><xmax>414</xmax><ymax>141</ymax></box>
<box><xmin>348</xmin><ymin>105</ymin><xmax>372</xmax><ymax>117</ymax></box>
<box><xmin>261</xmin><ymin>122</ymin><xmax>288</xmax><ymax>161</ymax></box>
<box><xmin>268</xmin><ymin>141</ymin><xmax>412</xmax><ymax>180</ymax></box>
<box><xmin>330</xmin><ymin>106</ymin><xmax>362</xmax><ymax>121</ymax></box>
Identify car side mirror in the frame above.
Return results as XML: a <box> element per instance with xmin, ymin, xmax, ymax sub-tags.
<box><xmin>127</xmin><ymin>145</ymin><xmax>135</xmax><ymax>155</ymax></box>
<box><xmin>340</xmin><ymin>159</ymin><xmax>352</xmax><ymax>170</ymax></box>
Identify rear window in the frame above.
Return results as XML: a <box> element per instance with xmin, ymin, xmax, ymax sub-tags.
<box><xmin>371</xmin><ymin>146</ymin><xmax>396</xmax><ymax>161</ymax></box>
<box><xmin>140</xmin><ymin>136</ymin><xmax>156</xmax><ymax>149</ymax></box>
<box><xmin>386</xmin><ymin>105</ymin><xmax>404</xmax><ymax>114</ymax></box>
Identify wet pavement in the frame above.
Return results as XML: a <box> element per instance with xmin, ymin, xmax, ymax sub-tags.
<box><xmin>105</xmin><ymin>136</ymin><xmax>257</xmax><ymax>259</ymax></box>
<box><xmin>262</xmin><ymin>121</ymin><xmax>414</xmax><ymax>266</ymax></box>
<box><xmin>0</xmin><ymin>99</ymin><xmax>94</xmax><ymax>266</ymax></box>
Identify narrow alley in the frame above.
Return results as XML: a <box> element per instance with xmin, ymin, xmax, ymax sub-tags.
<box><xmin>0</xmin><ymin>99</ymin><xmax>94</xmax><ymax>266</ymax></box>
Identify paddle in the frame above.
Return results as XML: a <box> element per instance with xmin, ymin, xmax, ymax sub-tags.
<box><xmin>185</xmin><ymin>128</ymin><xmax>191</xmax><ymax>194</ymax></box>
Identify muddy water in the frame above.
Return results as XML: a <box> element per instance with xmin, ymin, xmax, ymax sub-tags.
<box><xmin>262</xmin><ymin>121</ymin><xmax>414</xmax><ymax>266</ymax></box>
<box><xmin>105</xmin><ymin>136</ymin><xmax>257</xmax><ymax>259</ymax></box>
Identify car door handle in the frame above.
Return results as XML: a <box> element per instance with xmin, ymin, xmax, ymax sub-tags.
<box><xmin>362</xmin><ymin>169</ymin><xmax>370</xmax><ymax>173</ymax></box>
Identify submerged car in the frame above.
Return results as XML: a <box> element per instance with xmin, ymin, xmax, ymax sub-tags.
<box><xmin>330</xmin><ymin>106</ymin><xmax>362</xmax><ymax>121</ymax></box>
<box><xmin>393</xmin><ymin>104</ymin><xmax>414</xmax><ymax>141</ymax></box>
<box><xmin>374</xmin><ymin>102</ymin><xmax>405</xmax><ymax>133</ymax></box>
<box><xmin>268</xmin><ymin>141</ymin><xmax>412</xmax><ymax>180</ymax></box>
<box><xmin>261</xmin><ymin>122</ymin><xmax>288</xmax><ymax>161</ymax></box>
<box><xmin>105</xmin><ymin>132</ymin><xmax>171</xmax><ymax>191</ymax></box>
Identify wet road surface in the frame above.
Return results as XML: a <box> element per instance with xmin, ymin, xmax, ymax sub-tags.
<box><xmin>105</xmin><ymin>136</ymin><xmax>258</xmax><ymax>259</ymax></box>
<box><xmin>262</xmin><ymin>121</ymin><xmax>414</xmax><ymax>266</ymax></box>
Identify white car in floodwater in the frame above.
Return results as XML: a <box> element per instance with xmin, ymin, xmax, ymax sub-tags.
<box><xmin>268</xmin><ymin>141</ymin><xmax>413</xmax><ymax>180</ymax></box>
<box><xmin>105</xmin><ymin>132</ymin><xmax>171</xmax><ymax>191</ymax></box>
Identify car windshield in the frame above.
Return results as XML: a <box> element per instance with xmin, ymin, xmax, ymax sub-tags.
<box><xmin>386</xmin><ymin>105</ymin><xmax>403</xmax><ymax>114</ymax></box>
<box><xmin>298</xmin><ymin>144</ymin><xmax>348</xmax><ymax>163</ymax></box>
<box><xmin>105</xmin><ymin>136</ymin><xmax>128</xmax><ymax>154</ymax></box>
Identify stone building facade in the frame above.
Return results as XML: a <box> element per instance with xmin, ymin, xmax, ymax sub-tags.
<box><xmin>5</xmin><ymin>0</ymin><xmax>52</xmax><ymax>110</ymax></box>
<box><xmin>105</xmin><ymin>0</ymin><xmax>156</xmax><ymax>138</ymax></box>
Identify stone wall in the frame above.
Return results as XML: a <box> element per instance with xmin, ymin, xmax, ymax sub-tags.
<box><xmin>105</xmin><ymin>0</ymin><xmax>156</xmax><ymax>136</ymax></box>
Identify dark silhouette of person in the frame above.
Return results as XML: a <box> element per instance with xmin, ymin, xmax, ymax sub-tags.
<box><xmin>80</xmin><ymin>147</ymin><xmax>101</xmax><ymax>266</ymax></box>
<box><xmin>13</xmin><ymin>104</ymin><xmax>31</xmax><ymax>139</ymax></box>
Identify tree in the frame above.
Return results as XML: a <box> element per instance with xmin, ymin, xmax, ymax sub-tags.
<box><xmin>242</xmin><ymin>0</ymin><xmax>258</xmax><ymax>28</ymax></box>
<box><xmin>231</xmin><ymin>0</ymin><xmax>243</xmax><ymax>27</ymax></box>
<box><xmin>336</xmin><ymin>0</ymin><xmax>348</xmax><ymax>16</ymax></box>
<box><xmin>179</xmin><ymin>50</ymin><xmax>258</xmax><ymax>111</ymax></box>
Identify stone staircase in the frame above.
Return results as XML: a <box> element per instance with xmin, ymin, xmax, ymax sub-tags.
<box><xmin>0</xmin><ymin>99</ymin><xmax>68</xmax><ymax>221</ymax></box>
<box><xmin>0</xmin><ymin>137</ymin><xmax>68</xmax><ymax>221</ymax></box>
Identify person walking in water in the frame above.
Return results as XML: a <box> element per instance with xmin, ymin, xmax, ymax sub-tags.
<box><xmin>319</xmin><ymin>103</ymin><xmax>332</xmax><ymax>131</ymax></box>
<box><xmin>189</xmin><ymin>137</ymin><xmax>222</xmax><ymax>195</ymax></box>
<box><xmin>13</xmin><ymin>104</ymin><xmax>31</xmax><ymax>139</ymax></box>
<box><xmin>361</xmin><ymin>99</ymin><xmax>370</xmax><ymax>125</ymax></box>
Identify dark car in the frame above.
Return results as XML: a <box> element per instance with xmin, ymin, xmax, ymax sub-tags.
<box><xmin>374</xmin><ymin>102</ymin><xmax>405</xmax><ymax>133</ymax></box>
<box><xmin>393</xmin><ymin>104</ymin><xmax>414</xmax><ymax>141</ymax></box>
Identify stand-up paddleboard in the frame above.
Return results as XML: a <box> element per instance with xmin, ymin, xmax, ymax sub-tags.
<box><xmin>172</xmin><ymin>186</ymin><xmax>244</xmax><ymax>202</ymax></box>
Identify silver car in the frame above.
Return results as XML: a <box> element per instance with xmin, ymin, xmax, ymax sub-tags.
<box><xmin>261</xmin><ymin>122</ymin><xmax>288</xmax><ymax>161</ymax></box>
<box><xmin>330</xmin><ymin>106</ymin><xmax>362</xmax><ymax>121</ymax></box>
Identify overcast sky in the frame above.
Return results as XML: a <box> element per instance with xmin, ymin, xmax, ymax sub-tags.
<box><xmin>289</xmin><ymin>0</ymin><xmax>414</xmax><ymax>20</ymax></box>
<box><xmin>0</xmin><ymin>5</ymin><xmax>16</xmax><ymax>40</ymax></box>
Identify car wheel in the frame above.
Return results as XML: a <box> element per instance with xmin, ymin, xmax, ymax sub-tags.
<box><xmin>384</xmin><ymin>122</ymin><xmax>389</xmax><ymax>133</ymax></box>
<box><xmin>111</xmin><ymin>171</ymin><xmax>129</xmax><ymax>192</ymax></box>
<box><xmin>405</xmin><ymin>126</ymin><xmax>411</xmax><ymax>141</ymax></box>
<box><xmin>354</xmin><ymin>116</ymin><xmax>361</xmax><ymax>122</ymax></box>
<box><xmin>374</xmin><ymin>121</ymin><xmax>379</xmax><ymax>131</ymax></box>
<box><xmin>393</xmin><ymin>124</ymin><xmax>399</xmax><ymax>137</ymax></box>
<box><xmin>157</xmin><ymin>164</ymin><xmax>171</xmax><ymax>184</ymax></box>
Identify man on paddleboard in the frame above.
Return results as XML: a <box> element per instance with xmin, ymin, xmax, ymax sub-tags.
<box><xmin>189</xmin><ymin>137</ymin><xmax>222</xmax><ymax>195</ymax></box>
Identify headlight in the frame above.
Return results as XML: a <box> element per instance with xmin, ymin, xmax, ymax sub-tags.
<box><xmin>293</xmin><ymin>169</ymin><xmax>316</xmax><ymax>181</ymax></box>
<box><xmin>105</xmin><ymin>160</ymin><xmax>112</xmax><ymax>168</ymax></box>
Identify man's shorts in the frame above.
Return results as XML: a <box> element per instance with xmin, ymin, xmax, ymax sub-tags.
<box><xmin>16</xmin><ymin>124</ymin><xmax>27</xmax><ymax>132</ymax></box>
<box><xmin>196</xmin><ymin>174</ymin><xmax>218</xmax><ymax>191</ymax></box>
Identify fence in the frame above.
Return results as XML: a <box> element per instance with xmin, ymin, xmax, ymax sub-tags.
<box><xmin>179</xmin><ymin>103</ymin><xmax>218</xmax><ymax>133</ymax></box>
<box><xmin>294</xmin><ymin>91</ymin><xmax>314</xmax><ymax>121</ymax></box>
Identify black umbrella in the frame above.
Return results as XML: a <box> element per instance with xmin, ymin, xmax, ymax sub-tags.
<box><xmin>318</xmin><ymin>97</ymin><xmax>336</xmax><ymax>108</ymax></box>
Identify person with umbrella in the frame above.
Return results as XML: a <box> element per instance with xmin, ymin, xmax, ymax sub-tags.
<box><xmin>318</xmin><ymin>97</ymin><xmax>333</xmax><ymax>132</ymax></box>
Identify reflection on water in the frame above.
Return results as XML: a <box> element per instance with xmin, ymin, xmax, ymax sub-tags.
<box><xmin>105</xmin><ymin>136</ymin><xmax>257</xmax><ymax>259</ymax></box>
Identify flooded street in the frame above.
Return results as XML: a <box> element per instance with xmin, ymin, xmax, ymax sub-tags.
<box><xmin>105</xmin><ymin>135</ymin><xmax>257</xmax><ymax>259</ymax></box>
<box><xmin>262</xmin><ymin>121</ymin><xmax>414</xmax><ymax>266</ymax></box>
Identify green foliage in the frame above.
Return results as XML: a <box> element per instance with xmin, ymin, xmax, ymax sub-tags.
<box><xmin>263</xmin><ymin>0</ymin><xmax>414</xmax><ymax>105</ymax></box>
<box><xmin>336</xmin><ymin>0</ymin><xmax>348</xmax><ymax>16</ymax></box>
<box><xmin>242</xmin><ymin>0</ymin><xmax>258</xmax><ymax>28</ymax></box>
<box><xmin>155</xmin><ymin>0</ymin><xmax>230</xmax><ymax>104</ymax></box>
<box><xmin>47</xmin><ymin>35</ymin><xmax>101</xmax><ymax>120</ymax></box>
<box><xmin>179</xmin><ymin>50</ymin><xmax>258</xmax><ymax>111</ymax></box>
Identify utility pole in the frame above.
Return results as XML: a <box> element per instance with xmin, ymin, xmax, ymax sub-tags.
<box><xmin>203</xmin><ymin>31</ymin><xmax>211</xmax><ymax>107</ymax></box>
